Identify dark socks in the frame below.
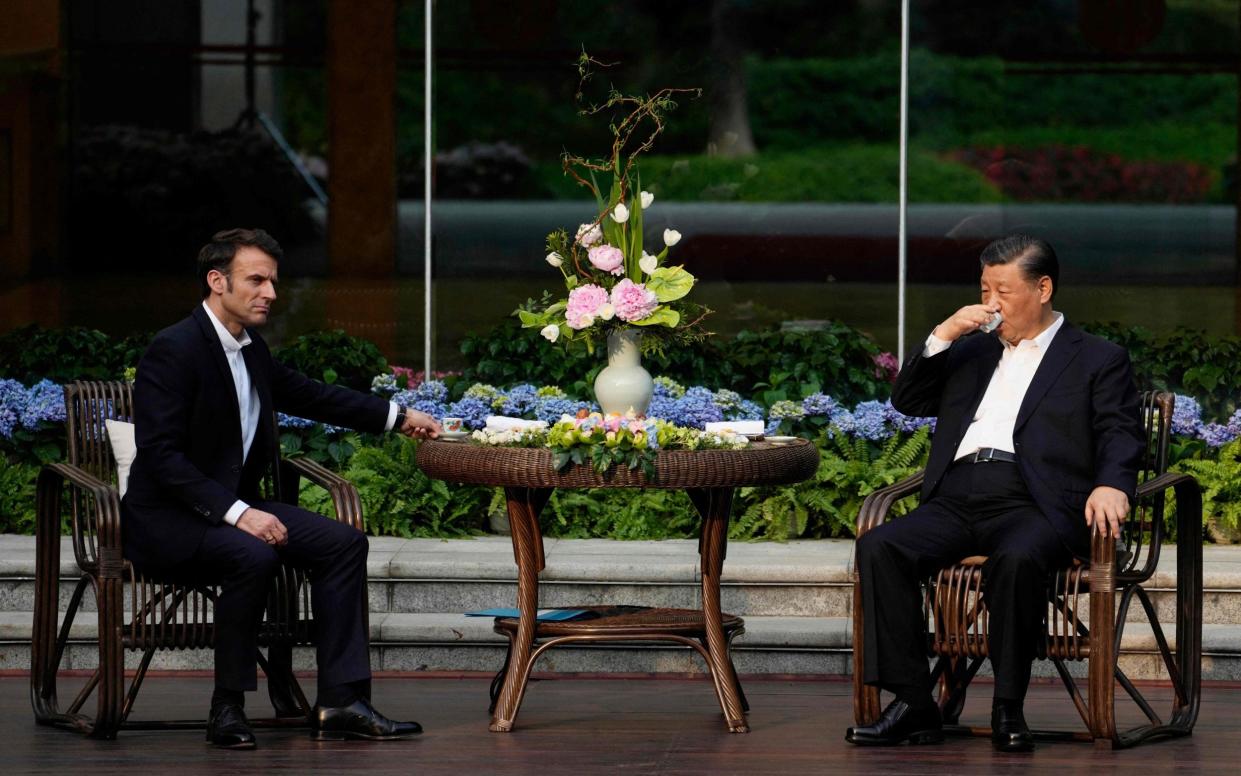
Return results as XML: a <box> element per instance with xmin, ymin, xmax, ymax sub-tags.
<box><xmin>317</xmin><ymin>678</ymin><xmax>371</xmax><ymax>708</ymax></box>
<box><xmin>888</xmin><ymin>683</ymin><xmax>936</xmax><ymax>711</ymax></box>
<box><xmin>211</xmin><ymin>687</ymin><xmax>244</xmax><ymax>711</ymax></box>
<box><xmin>993</xmin><ymin>697</ymin><xmax>1024</xmax><ymax>715</ymax></box>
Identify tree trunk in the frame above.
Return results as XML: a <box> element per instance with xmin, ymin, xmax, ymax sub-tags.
<box><xmin>706</xmin><ymin>0</ymin><xmax>757</xmax><ymax>158</ymax></box>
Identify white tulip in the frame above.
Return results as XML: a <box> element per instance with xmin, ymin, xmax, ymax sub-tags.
<box><xmin>599</xmin><ymin>303</ymin><xmax>616</xmax><ymax>321</ymax></box>
<box><xmin>663</xmin><ymin>228</ymin><xmax>682</xmax><ymax>247</ymax></box>
<box><xmin>640</xmin><ymin>190</ymin><xmax>654</xmax><ymax>209</ymax></box>
<box><xmin>639</xmin><ymin>252</ymin><xmax>658</xmax><ymax>275</ymax></box>
<box><xmin>611</xmin><ymin>203</ymin><xmax>630</xmax><ymax>223</ymax></box>
<box><xmin>540</xmin><ymin>324</ymin><xmax>560</xmax><ymax>343</ymax></box>
<box><xmin>545</xmin><ymin>251</ymin><xmax>564</xmax><ymax>268</ymax></box>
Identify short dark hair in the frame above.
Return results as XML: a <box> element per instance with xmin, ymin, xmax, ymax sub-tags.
<box><xmin>197</xmin><ymin>228</ymin><xmax>283</xmax><ymax>298</ymax></box>
<box><xmin>979</xmin><ymin>233</ymin><xmax>1059</xmax><ymax>300</ymax></box>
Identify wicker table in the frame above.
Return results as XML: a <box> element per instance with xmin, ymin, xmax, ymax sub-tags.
<box><xmin>416</xmin><ymin>438</ymin><xmax>819</xmax><ymax>734</ymax></box>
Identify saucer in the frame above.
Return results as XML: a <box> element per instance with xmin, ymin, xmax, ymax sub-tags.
<box><xmin>438</xmin><ymin>429</ymin><xmax>470</xmax><ymax>441</ymax></box>
<box><xmin>765</xmin><ymin>436</ymin><xmax>799</xmax><ymax>445</ymax></box>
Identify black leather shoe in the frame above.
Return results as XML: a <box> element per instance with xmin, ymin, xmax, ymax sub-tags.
<box><xmin>311</xmin><ymin>698</ymin><xmax>422</xmax><ymax>741</ymax></box>
<box><xmin>991</xmin><ymin>702</ymin><xmax>1035</xmax><ymax>753</ymax></box>
<box><xmin>206</xmin><ymin>703</ymin><xmax>256</xmax><ymax>750</ymax></box>
<box><xmin>845</xmin><ymin>699</ymin><xmax>943</xmax><ymax>746</ymax></box>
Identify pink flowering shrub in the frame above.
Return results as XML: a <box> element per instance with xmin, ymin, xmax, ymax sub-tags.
<box><xmin>610</xmin><ymin>279</ymin><xmax>658</xmax><ymax>322</ymax></box>
<box><xmin>872</xmin><ymin>352</ymin><xmax>899</xmax><ymax>383</ymax></box>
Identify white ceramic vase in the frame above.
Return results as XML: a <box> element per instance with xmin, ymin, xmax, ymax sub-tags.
<box><xmin>593</xmin><ymin>329</ymin><xmax>654</xmax><ymax>416</ymax></box>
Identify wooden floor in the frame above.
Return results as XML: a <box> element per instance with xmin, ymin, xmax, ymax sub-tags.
<box><xmin>3</xmin><ymin>673</ymin><xmax>1239</xmax><ymax>775</ymax></box>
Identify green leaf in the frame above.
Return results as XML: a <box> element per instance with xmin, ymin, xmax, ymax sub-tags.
<box><xmin>630</xmin><ymin>306</ymin><xmax>680</xmax><ymax>328</ymax></box>
<box><xmin>646</xmin><ymin>266</ymin><xmax>695</xmax><ymax>302</ymax></box>
<box><xmin>322</xmin><ymin>367</ymin><xmax>338</xmax><ymax>385</ymax></box>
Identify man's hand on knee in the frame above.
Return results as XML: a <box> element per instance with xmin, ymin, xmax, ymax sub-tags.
<box><xmin>1084</xmin><ymin>486</ymin><xmax>1129</xmax><ymax>539</ymax></box>
<box><xmin>237</xmin><ymin>508</ymin><xmax>288</xmax><ymax>546</ymax></box>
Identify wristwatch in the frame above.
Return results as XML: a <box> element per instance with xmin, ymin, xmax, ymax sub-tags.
<box><xmin>394</xmin><ymin>405</ymin><xmax>409</xmax><ymax>432</ymax></box>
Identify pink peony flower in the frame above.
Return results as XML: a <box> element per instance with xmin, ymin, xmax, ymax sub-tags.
<box><xmin>566</xmin><ymin>284</ymin><xmax>610</xmax><ymax>329</ymax></box>
<box><xmin>610</xmin><ymin>279</ymin><xmax>659</xmax><ymax>322</ymax></box>
<box><xmin>587</xmin><ymin>244</ymin><xmax>625</xmax><ymax>276</ymax></box>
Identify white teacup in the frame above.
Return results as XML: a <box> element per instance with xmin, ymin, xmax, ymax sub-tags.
<box><xmin>441</xmin><ymin>417</ymin><xmax>465</xmax><ymax>434</ymax></box>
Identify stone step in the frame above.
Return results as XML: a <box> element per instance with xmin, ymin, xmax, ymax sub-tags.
<box><xmin>3</xmin><ymin>610</ymin><xmax>1239</xmax><ymax>681</ymax></box>
<box><xmin>4</xmin><ymin>536</ymin><xmax>1240</xmax><ymax>626</ymax></box>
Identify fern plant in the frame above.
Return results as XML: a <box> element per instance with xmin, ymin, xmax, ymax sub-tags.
<box><xmin>731</xmin><ymin>426</ymin><xmax>931</xmax><ymax>540</ymax></box>
<box><xmin>299</xmin><ymin>437</ymin><xmax>490</xmax><ymax>537</ymax></box>
<box><xmin>1175</xmin><ymin>438</ymin><xmax>1241</xmax><ymax>542</ymax></box>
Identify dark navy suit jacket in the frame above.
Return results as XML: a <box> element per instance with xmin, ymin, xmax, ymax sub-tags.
<box><xmin>891</xmin><ymin>321</ymin><xmax>1144</xmax><ymax>555</ymax></box>
<box><xmin>121</xmin><ymin>306</ymin><xmax>390</xmax><ymax>568</ymax></box>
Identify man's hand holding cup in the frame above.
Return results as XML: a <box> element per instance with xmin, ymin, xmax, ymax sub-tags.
<box><xmin>933</xmin><ymin>303</ymin><xmax>1002</xmax><ymax>343</ymax></box>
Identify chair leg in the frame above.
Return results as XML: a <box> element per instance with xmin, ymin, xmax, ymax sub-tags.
<box><xmin>263</xmin><ymin>643</ymin><xmax>306</xmax><ymax>718</ymax></box>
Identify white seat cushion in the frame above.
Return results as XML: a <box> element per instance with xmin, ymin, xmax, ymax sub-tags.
<box><xmin>104</xmin><ymin>419</ymin><xmax>136</xmax><ymax>498</ymax></box>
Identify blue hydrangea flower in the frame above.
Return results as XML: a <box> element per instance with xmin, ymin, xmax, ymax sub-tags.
<box><xmin>20</xmin><ymin>379</ymin><xmax>65</xmax><ymax>430</ymax></box>
<box><xmin>646</xmin><ymin>394</ymin><xmax>680</xmax><ymax>423</ymax></box>
<box><xmin>653</xmin><ymin>377</ymin><xmax>686</xmax><ymax>400</ymax></box>
<box><xmin>0</xmin><ymin>378</ymin><xmax>26</xmax><ymax>439</ymax></box>
<box><xmin>410</xmin><ymin>399</ymin><xmax>448</xmax><ymax>420</ymax></box>
<box><xmin>414</xmin><ymin>379</ymin><xmax>449</xmax><ymax>404</ymax></box>
<box><xmin>675</xmin><ymin>387</ymin><xmax>724</xmax><ymax>429</ymax></box>
<box><xmin>501</xmin><ymin>383</ymin><xmax>539</xmax><ymax>417</ymax></box>
<box><xmin>447</xmin><ymin>396</ymin><xmax>492</xmax><ymax>430</ymax></box>
<box><xmin>533</xmin><ymin>397</ymin><xmax>591</xmax><ymax>424</ymax></box>
<box><xmin>726</xmin><ymin>399</ymin><xmax>765</xmax><ymax>422</ymax></box>
<box><xmin>277</xmin><ymin>412</ymin><xmax>316</xmax><ymax>429</ymax></box>
<box><xmin>1227</xmin><ymin>409</ymin><xmax>1241</xmax><ymax>436</ymax></box>
<box><xmin>847</xmin><ymin>400</ymin><xmax>891</xmax><ymax>441</ymax></box>
<box><xmin>371</xmin><ymin>372</ymin><xmax>399</xmax><ymax>397</ymax></box>
<box><xmin>802</xmin><ymin>393</ymin><xmax>839</xmax><ymax>419</ymax></box>
<box><xmin>1199</xmin><ymin>422</ymin><xmax>1237</xmax><ymax>448</ymax></box>
<box><xmin>1171</xmin><ymin>394</ymin><xmax>1203</xmax><ymax>436</ymax></box>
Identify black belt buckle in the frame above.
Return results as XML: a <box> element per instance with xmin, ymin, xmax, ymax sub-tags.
<box><xmin>973</xmin><ymin>447</ymin><xmax>1015</xmax><ymax>464</ymax></box>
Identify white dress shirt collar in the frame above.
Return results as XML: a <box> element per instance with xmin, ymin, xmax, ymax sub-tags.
<box><xmin>202</xmin><ymin>301</ymin><xmax>252</xmax><ymax>351</ymax></box>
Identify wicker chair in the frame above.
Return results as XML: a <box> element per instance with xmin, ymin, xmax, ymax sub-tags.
<box><xmin>852</xmin><ymin>391</ymin><xmax>1203</xmax><ymax>748</ymax></box>
<box><xmin>30</xmin><ymin>380</ymin><xmax>366</xmax><ymax>739</ymax></box>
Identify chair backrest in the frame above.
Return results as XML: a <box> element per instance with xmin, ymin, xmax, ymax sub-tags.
<box><xmin>63</xmin><ymin>380</ymin><xmax>134</xmax><ymax>486</ymax></box>
<box><xmin>1122</xmin><ymin>390</ymin><xmax>1174</xmax><ymax>579</ymax></box>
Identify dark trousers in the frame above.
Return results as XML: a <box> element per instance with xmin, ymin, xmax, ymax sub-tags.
<box><xmin>856</xmin><ymin>461</ymin><xmax>1076</xmax><ymax>701</ymax></box>
<box><xmin>147</xmin><ymin>501</ymin><xmax>371</xmax><ymax>696</ymax></box>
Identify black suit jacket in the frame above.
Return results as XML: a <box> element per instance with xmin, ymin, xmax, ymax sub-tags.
<box><xmin>121</xmin><ymin>306</ymin><xmax>391</xmax><ymax>568</ymax></box>
<box><xmin>891</xmin><ymin>321</ymin><xmax>1144</xmax><ymax>554</ymax></box>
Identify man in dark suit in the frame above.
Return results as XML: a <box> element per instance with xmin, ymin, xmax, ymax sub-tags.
<box><xmin>123</xmin><ymin>228</ymin><xmax>441</xmax><ymax>749</ymax></box>
<box><xmin>845</xmin><ymin>234</ymin><xmax>1143</xmax><ymax>752</ymax></box>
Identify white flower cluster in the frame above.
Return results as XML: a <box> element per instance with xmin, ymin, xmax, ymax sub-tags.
<box><xmin>470</xmin><ymin>427</ymin><xmax>549</xmax><ymax>446</ymax></box>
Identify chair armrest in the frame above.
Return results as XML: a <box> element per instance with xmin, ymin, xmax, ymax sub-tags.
<box><xmin>280</xmin><ymin>457</ymin><xmax>365</xmax><ymax>532</ymax></box>
<box><xmin>36</xmin><ymin>463</ymin><xmax>123</xmax><ymax>576</ymax></box>
<box><xmin>1125</xmin><ymin>470</ymin><xmax>1202</xmax><ymax>581</ymax></box>
<box><xmin>856</xmin><ymin>471</ymin><xmax>925</xmax><ymax>536</ymax></box>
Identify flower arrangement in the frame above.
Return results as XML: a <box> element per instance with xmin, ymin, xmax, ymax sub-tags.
<box><xmin>516</xmin><ymin>54</ymin><xmax>710</xmax><ymax>356</ymax></box>
<box><xmin>472</xmin><ymin>409</ymin><xmax>748</xmax><ymax>479</ymax></box>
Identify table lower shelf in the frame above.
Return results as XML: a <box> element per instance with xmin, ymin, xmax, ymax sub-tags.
<box><xmin>492</xmin><ymin>606</ymin><xmax>745</xmax><ymax>640</ymax></box>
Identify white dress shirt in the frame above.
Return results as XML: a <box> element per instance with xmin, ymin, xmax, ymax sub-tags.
<box><xmin>202</xmin><ymin>303</ymin><xmax>402</xmax><ymax>528</ymax></box>
<box><xmin>202</xmin><ymin>302</ymin><xmax>262</xmax><ymax>527</ymax></box>
<box><xmin>923</xmin><ymin>312</ymin><xmax>1065</xmax><ymax>461</ymax></box>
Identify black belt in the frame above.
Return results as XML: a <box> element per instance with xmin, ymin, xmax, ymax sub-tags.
<box><xmin>965</xmin><ymin>447</ymin><xmax>1016</xmax><ymax>464</ymax></box>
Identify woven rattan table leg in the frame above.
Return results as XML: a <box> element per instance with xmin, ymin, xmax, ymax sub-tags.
<box><xmin>691</xmin><ymin>487</ymin><xmax>749</xmax><ymax>733</ymax></box>
<box><xmin>490</xmin><ymin>487</ymin><xmax>552</xmax><ymax>732</ymax></box>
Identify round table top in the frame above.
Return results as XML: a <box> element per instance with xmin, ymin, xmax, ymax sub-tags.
<box><xmin>416</xmin><ymin>437</ymin><xmax>819</xmax><ymax>489</ymax></box>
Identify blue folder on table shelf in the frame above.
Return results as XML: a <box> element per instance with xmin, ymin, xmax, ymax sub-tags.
<box><xmin>465</xmin><ymin>608</ymin><xmax>588</xmax><ymax>621</ymax></box>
